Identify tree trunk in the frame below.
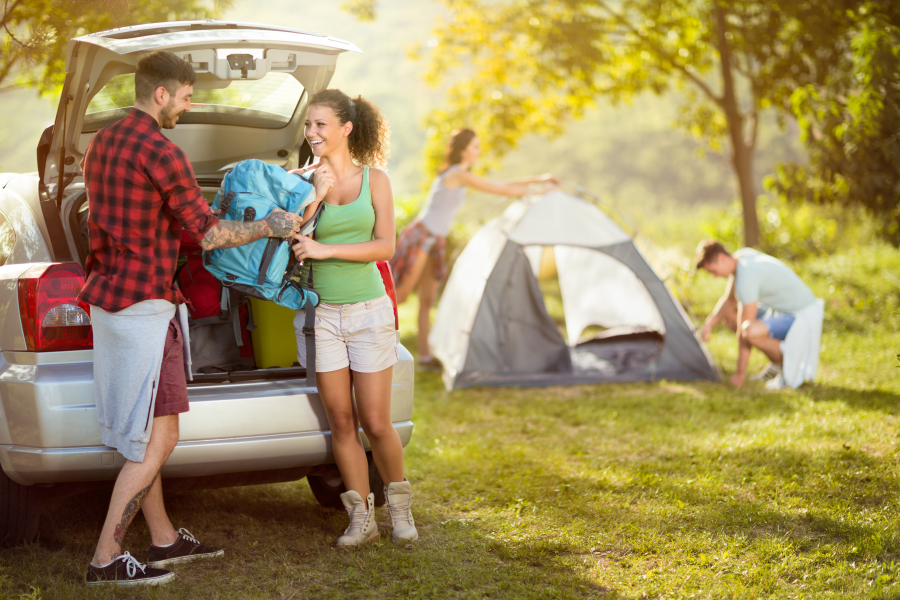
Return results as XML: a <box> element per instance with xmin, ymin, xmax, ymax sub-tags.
<box><xmin>713</xmin><ymin>1</ymin><xmax>760</xmax><ymax>248</ymax></box>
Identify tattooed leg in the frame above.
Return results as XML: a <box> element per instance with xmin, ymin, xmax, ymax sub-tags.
<box><xmin>91</xmin><ymin>414</ymin><xmax>180</xmax><ymax>567</ymax></box>
<box><xmin>111</xmin><ymin>473</ymin><xmax>157</xmax><ymax>551</ymax></box>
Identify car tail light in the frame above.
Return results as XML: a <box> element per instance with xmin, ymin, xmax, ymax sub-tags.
<box><xmin>376</xmin><ymin>260</ymin><xmax>399</xmax><ymax>330</ymax></box>
<box><xmin>18</xmin><ymin>263</ymin><xmax>93</xmax><ymax>351</ymax></box>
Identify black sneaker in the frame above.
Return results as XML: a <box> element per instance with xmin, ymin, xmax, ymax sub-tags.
<box><xmin>147</xmin><ymin>528</ymin><xmax>224</xmax><ymax>568</ymax></box>
<box><xmin>85</xmin><ymin>552</ymin><xmax>175</xmax><ymax>586</ymax></box>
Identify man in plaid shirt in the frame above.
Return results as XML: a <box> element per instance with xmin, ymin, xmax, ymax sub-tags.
<box><xmin>82</xmin><ymin>51</ymin><xmax>307</xmax><ymax>586</ymax></box>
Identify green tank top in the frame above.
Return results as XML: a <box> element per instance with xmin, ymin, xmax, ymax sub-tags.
<box><xmin>310</xmin><ymin>167</ymin><xmax>386</xmax><ymax>304</ymax></box>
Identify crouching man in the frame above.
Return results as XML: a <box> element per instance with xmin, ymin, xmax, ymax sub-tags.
<box><xmin>694</xmin><ymin>240</ymin><xmax>824</xmax><ymax>389</ymax></box>
<box><xmin>80</xmin><ymin>51</ymin><xmax>304</xmax><ymax>586</ymax></box>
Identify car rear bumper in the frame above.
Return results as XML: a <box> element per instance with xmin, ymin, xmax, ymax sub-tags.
<box><xmin>0</xmin><ymin>421</ymin><xmax>414</xmax><ymax>485</ymax></box>
<box><xmin>0</xmin><ymin>342</ymin><xmax>415</xmax><ymax>486</ymax></box>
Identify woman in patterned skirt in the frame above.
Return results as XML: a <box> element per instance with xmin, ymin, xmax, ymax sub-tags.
<box><xmin>390</xmin><ymin>128</ymin><xmax>559</xmax><ymax>369</ymax></box>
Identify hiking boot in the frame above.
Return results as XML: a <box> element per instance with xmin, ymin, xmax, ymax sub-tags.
<box><xmin>147</xmin><ymin>528</ymin><xmax>224</xmax><ymax>568</ymax></box>
<box><xmin>85</xmin><ymin>552</ymin><xmax>174</xmax><ymax>587</ymax></box>
<box><xmin>750</xmin><ymin>362</ymin><xmax>782</xmax><ymax>382</ymax></box>
<box><xmin>335</xmin><ymin>491</ymin><xmax>378</xmax><ymax>547</ymax></box>
<box><xmin>384</xmin><ymin>479</ymin><xmax>418</xmax><ymax>543</ymax></box>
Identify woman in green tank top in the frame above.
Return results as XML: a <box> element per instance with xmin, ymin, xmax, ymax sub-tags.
<box><xmin>289</xmin><ymin>89</ymin><xmax>417</xmax><ymax>547</ymax></box>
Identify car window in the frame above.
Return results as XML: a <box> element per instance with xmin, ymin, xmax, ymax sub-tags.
<box><xmin>0</xmin><ymin>210</ymin><xmax>16</xmax><ymax>266</ymax></box>
<box><xmin>83</xmin><ymin>73</ymin><xmax>306</xmax><ymax>131</ymax></box>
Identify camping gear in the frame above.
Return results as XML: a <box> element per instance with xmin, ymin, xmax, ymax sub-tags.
<box><xmin>248</xmin><ymin>297</ymin><xmax>300</xmax><ymax>368</ymax></box>
<box><xmin>203</xmin><ymin>159</ymin><xmax>321</xmax><ymax>310</ymax></box>
<box><xmin>203</xmin><ymin>159</ymin><xmax>323</xmax><ymax>386</ymax></box>
<box><xmin>429</xmin><ymin>189</ymin><xmax>719</xmax><ymax>389</ymax></box>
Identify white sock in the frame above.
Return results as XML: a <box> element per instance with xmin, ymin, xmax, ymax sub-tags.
<box><xmin>155</xmin><ymin>536</ymin><xmax>179</xmax><ymax>548</ymax></box>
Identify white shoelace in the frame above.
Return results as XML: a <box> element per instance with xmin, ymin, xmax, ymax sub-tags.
<box><xmin>387</xmin><ymin>495</ymin><xmax>413</xmax><ymax>523</ymax></box>
<box><xmin>177</xmin><ymin>528</ymin><xmax>200</xmax><ymax>545</ymax></box>
<box><xmin>344</xmin><ymin>508</ymin><xmax>370</xmax><ymax>534</ymax></box>
<box><xmin>116</xmin><ymin>552</ymin><xmax>147</xmax><ymax>578</ymax></box>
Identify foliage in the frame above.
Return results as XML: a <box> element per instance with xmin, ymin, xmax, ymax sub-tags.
<box><xmin>392</xmin><ymin>191</ymin><xmax>426</xmax><ymax>233</ymax></box>
<box><xmin>0</xmin><ymin>0</ymin><xmax>225</xmax><ymax>96</ymax></box>
<box><xmin>402</xmin><ymin>0</ymin><xmax>874</xmax><ymax>247</ymax></box>
<box><xmin>698</xmin><ymin>195</ymin><xmax>876</xmax><ymax>264</ymax></box>
<box><xmin>769</xmin><ymin>2</ymin><xmax>900</xmax><ymax>246</ymax></box>
<box><xmin>340</xmin><ymin>0</ymin><xmax>376</xmax><ymax>22</ymax></box>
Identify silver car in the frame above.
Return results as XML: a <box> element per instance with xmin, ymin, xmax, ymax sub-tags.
<box><xmin>0</xmin><ymin>20</ymin><xmax>414</xmax><ymax>546</ymax></box>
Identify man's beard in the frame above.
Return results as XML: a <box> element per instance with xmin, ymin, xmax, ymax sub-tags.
<box><xmin>159</xmin><ymin>100</ymin><xmax>185</xmax><ymax>129</ymax></box>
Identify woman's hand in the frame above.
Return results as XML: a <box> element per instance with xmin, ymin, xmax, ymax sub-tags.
<box><xmin>288</xmin><ymin>163</ymin><xmax>336</xmax><ymax>202</ymax></box>
<box><xmin>541</xmin><ymin>173</ymin><xmax>562</xmax><ymax>186</ymax></box>
<box><xmin>312</xmin><ymin>164</ymin><xmax>335</xmax><ymax>201</ymax></box>
<box><xmin>292</xmin><ymin>233</ymin><xmax>332</xmax><ymax>262</ymax></box>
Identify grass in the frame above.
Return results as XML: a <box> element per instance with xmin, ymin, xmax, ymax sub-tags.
<box><xmin>1</xmin><ymin>245</ymin><xmax>899</xmax><ymax>599</ymax></box>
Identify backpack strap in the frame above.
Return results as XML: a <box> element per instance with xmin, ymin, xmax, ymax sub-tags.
<box><xmin>299</xmin><ymin>196</ymin><xmax>325</xmax><ymax>389</ymax></box>
<box><xmin>302</xmin><ymin>299</ymin><xmax>316</xmax><ymax>389</ymax></box>
<box><xmin>258</xmin><ymin>238</ymin><xmax>284</xmax><ymax>285</ymax></box>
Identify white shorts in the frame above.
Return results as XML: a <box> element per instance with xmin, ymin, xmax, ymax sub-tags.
<box><xmin>294</xmin><ymin>294</ymin><xmax>398</xmax><ymax>373</ymax></box>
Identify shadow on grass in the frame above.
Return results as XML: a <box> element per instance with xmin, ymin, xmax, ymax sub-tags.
<box><xmin>2</xmin><ymin>479</ymin><xmax>627</xmax><ymax>600</ymax></box>
<box><xmin>802</xmin><ymin>383</ymin><xmax>900</xmax><ymax>415</ymax></box>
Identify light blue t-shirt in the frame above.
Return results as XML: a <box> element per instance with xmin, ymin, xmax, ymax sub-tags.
<box><xmin>733</xmin><ymin>248</ymin><xmax>816</xmax><ymax>314</ymax></box>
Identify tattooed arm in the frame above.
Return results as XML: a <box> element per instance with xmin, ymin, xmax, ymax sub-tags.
<box><xmin>199</xmin><ymin>208</ymin><xmax>300</xmax><ymax>251</ymax></box>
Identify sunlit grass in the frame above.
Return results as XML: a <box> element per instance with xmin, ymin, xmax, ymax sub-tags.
<box><xmin>1</xmin><ymin>245</ymin><xmax>898</xmax><ymax>599</ymax></box>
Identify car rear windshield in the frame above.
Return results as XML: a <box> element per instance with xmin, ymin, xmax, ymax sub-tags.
<box><xmin>83</xmin><ymin>73</ymin><xmax>305</xmax><ymax>131</ymax></box>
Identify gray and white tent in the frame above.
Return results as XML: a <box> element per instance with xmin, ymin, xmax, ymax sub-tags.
<box><xmin>429</xmin><ymin>190</ymin><xmax>719</xmax><ymax>389</ymax></box>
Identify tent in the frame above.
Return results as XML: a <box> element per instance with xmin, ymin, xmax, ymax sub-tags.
<box><xmin>429</xmin><ymin>189</ymin><xmax>719</xmax><ymax>389</ymax></box>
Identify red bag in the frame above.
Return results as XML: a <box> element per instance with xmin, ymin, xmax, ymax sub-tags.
<box><xmin>177</xmin><ymin>231</ymin><xmax>254</xmax><ymax>359</ymax></box>
<box><xmin>178</xmin><ymin>231</ymin><xmax>222</xmax><ymax>319</ymax></box>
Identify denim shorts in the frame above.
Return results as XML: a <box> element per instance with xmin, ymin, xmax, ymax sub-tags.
<box><xmin>759</xmin><ymin>310</ymin><xmax>795</xmax><ymax>341</ymax></box>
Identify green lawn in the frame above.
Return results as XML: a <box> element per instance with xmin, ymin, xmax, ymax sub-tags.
<box><xmin>1</xmin><ymin>247</ymin><xmax>899</xmax><ymax>599</ymax></box>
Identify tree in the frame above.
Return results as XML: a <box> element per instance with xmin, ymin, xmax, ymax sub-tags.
<box><xmin>770</xmin><ymin>2</ymin><xmax>900</xmax><ymax>246</ymax></box>
<box><xmin>1</xmin><ymin>0</ymin><xmax>226</xmax><ymax>96</ymax></box>
<box><xmin>350</xmin><ymin>0</ymin><xmax>869</xmax><ymax>247</ymax></box>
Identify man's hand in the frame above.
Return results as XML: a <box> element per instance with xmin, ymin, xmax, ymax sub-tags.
<box><xmin>729</xmin><ymin>372</ymin><xmax>746</xmax><ymax>387</ymax></box>
<box><xmin>700</xmin><ymin>321</ymin><xmax>713</xmax><ymax>342</ymax></box>
<box><xmin>265</xmin><ymin>208</ymin><xmax>301</xmax><ymax>238</ymax></box>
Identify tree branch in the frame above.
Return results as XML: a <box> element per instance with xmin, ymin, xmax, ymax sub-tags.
<box><xmin>593</xmin><ymin>0</ymin><xmax>724</xmax><ymax>106</ymax></box>
<box><xmin>2</xmin><ymin>0</ymin><xmax>39</xmax><ymax>54</ymax></box>
<box><xmin>0</xmin><ymin>0</ymin><xmax>24</xmax><ymax>29</ymax></box>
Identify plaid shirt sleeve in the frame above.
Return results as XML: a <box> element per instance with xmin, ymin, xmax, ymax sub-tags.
<box><xmin>151</xmin><ymin>144</ymin><xmax>219</xmax><ymax>243</ymax></box>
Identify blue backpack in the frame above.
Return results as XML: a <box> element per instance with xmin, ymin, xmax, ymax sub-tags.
<box><xmin>203</xmin><ymin>159</ymin><xmax>323</xmax><ymax>386</ymax></box>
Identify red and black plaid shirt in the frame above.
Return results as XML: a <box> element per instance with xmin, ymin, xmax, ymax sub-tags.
<box><xmin>78</xmin><ymin>108</ymin><xmax>219</xmax><ymax>312</ymax></box>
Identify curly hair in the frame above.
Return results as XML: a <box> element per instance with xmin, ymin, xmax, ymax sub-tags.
<box><xmin>309</xmin><ymin>89</ymin><xmax>390</xmax><ymax>168</ymax></box>
<box><xmin>439</xmin><ymin>128</ymin><xmax>477</xmax><ymax>175</ymax></box>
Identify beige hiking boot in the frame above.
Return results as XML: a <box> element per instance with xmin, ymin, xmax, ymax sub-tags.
<box><xmin>335</xmin><ymin>491</ymin><xmax>378</xmax><ymax>547</ymax></box>
<box><xmin>384</xmin><ymin>479</ymin><xmax>418</xmax><ymax>543</ymax></box>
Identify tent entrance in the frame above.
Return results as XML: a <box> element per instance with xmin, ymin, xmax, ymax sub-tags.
<box><xmin>527</xmin><ymin>245</ymin><xmax>666</xmax><ymax>376</ymax></box>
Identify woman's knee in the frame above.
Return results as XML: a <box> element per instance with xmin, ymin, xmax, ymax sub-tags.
<box><xmin>360</xmin><ymin>415</ymin><xmax>394</xmax><ymax>442</ymax></box>
<box><xmin>328</xmin><ymin>411</ymin><xmax>359</xmax><ymax>437</ymax></box>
